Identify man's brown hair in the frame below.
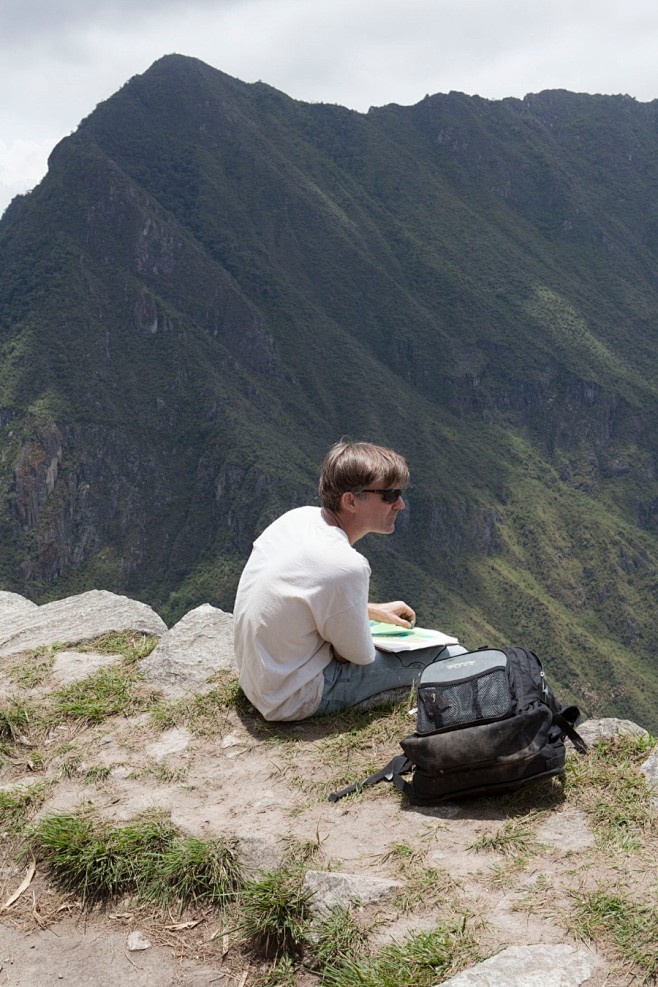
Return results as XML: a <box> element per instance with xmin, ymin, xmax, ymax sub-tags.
<box><xmin>319</xmin><ymin>439</ymin><xmax>409</xmax><ymax>512</ymax></box>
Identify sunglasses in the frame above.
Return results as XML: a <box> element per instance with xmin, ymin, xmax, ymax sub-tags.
<box><xmin>360</xmin><ymin>488</ymin><xmax>405</xmax><ymax>504</ymax></box>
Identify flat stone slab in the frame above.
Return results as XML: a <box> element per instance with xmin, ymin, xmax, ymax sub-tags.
<box><xmin>303</xmin><ymin>869</ymin><xmax>400</xmax><ymax>915</ymax></box>
<box><xmin>145</xmin><ymin>726</ymin><xmax>193</xmax><ymax>762</ymax></box>
<box><xmin>0</xmin><ymin>590</ymin><xmax>167</xmax><ymax>658</ymax></box>
<box><xmin>535</xmin><ymin>805</ymin><xmax>595</xmax><ymax>852</ymax></box>
<box><xmin>437</xmin><ymin>943</ymin><xmax>596</xmax><ymax>986</ymax></box>
<box><xmin>140</xmin><ymin>604</ymin><xmax>235</xmax><ymax>696</ymax></box>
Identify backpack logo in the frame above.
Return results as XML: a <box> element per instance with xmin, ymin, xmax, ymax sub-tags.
<box><xmin>446</xmin><ymin>660</ymin><xmax>477</xmax><ymax>670</ymax></box>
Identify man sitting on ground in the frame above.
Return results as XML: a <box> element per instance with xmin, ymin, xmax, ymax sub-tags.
<box><xmin>233</xmin><ymin>439</ymin><xmax>446</xmax><ymax>721</ymax></box>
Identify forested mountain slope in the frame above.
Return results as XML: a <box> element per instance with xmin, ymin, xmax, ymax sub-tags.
<box><xmin>0</xmin><ymin>55</ymin><xmax>656</xmax><ymax>726</ymax></box>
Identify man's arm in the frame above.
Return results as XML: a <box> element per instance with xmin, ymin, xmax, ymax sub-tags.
<box><xmin>330</xmin><ymin>600</ymin><xmax>416</xmax><ymax>663</ymax></box>
<box><xmin>367</xmin><ymin>600</ymin><xmax>416</xmax><ymax>628</ymax></box>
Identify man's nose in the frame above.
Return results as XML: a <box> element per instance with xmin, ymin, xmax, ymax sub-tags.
<box><xmin>394</xmin><ymin>496</ymin><xmax>405</xmax><ymax>510</ymax></box>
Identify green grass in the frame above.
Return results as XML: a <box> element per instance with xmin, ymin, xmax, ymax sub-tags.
<box><xmin>571</xmin><ymin>889</ymin><xmax>658</xmax><ymax>982</ymax></box>
<box><xmin>467</xmin><ymin>815</ymin><xmax>541</xmax><ymax>859</ymax></box>
<box><xmin>237</xmin><ymin>868</ymin><xmax>312</xmax><ymax>960</ymax></box>
<box><xmin>254</xmin><ymin>956</ymin><xmax>298</xmax><ymax>987</ymax></box>
<box><xmin>60</xmin><ymin>759</ymin><xmax>112</xmax><ymax>783</ymax></box>
<box><xmin>0</xmin><ymin>700</ymin><xmax>32</xmax><ymax>745</ymax></box>
<box><xmin>143</xmin><ymin>834</ymin><xmax>242</xmax><ymax>909</ymax></box>
<box><xmin>311</xmin><ymin>905</ymin><xmax>370</xmax><ymax>970</ymax></box>
<box><xmin>5</xmin><ymin>637</ymin><xmax>153</xmax><ymax>691</ymax></box>
<box><xmin>78</xmin><ymin>632</ymin><xmax>159</xmax><ymax>664</ymax></box>
<box><xmin>26</xmin><ymin>810</ymin><xmax>243</xmax><ymax>909</ymax></box>
<box><xmin>0</xmin><ymin>781</ymin><xmax>51</xmax><ymax>834</ymax></box>
<box><xmin>394</xmin><ymin>864</ymin><xmax>458</xmax><ymax>915</ymax></box>
<box><xmin>271</xmin><ymin>694</ymin><xmax>417</xmax><ymax>800</ymax></box>
<box><xmin>564</xmin><ymin>732</ymin><xmax>658</xmax><ymax>848</ymax></box>
<box><xmin>26</xmin><ymin>812</ymin><xmax>172</xmax><ymax>904</ymax></box>
<box><xmin>380</xmin><ymin>842</ymin><xmax>458</xmax><ymax>914</ymax></box>
<box><xmin>8</xmin><ymin>655</ymin><xmax>55</xmax><ymax>689</ymax></box>
<box><xmin>49</xmin><ymin>667</ymin><xmax>153</xmax><ymax>725</ymax></box>
<box><xmin>319</xmin><ymin>922</ymin><xmax>481</xmax><ymax>987</ymax></box>
<box><xmin>149</xmin><ymin>673</ymin><xmax>251</xmax><ymax>735</ymax></box>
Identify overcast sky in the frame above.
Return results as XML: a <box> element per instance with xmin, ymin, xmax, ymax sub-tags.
<box><xmin>2</xmin><ymin>0</ymin><xmax>658</xmax><ymax>216</ymax></box>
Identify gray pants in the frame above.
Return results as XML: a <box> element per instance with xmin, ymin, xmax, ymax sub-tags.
<box><xmin>315</xmin><ymin>643</ymin><xmax>467</xmax><ymax>716</ymax></box>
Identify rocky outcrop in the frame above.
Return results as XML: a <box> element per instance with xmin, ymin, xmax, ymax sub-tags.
<box><xmin>0</xmin><ymin>589</ymin><xmax>166</xmax><ymax>657</ymax></box>
<box><xmin>11</xmin><ymin>422</ymin><xmax>63</xmax><ymax>530</ymax></box>
<box><xmin>0</xmin><ymin>591</ymin><xmax>38</xmax><ymax>616</ymax></box>
<box><xmin>139</xmin><ymin>602</ymin><xmax>236</xmax><ymax>695</ymax></box>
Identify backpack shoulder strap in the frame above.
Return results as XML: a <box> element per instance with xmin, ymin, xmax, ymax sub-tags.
<box><xmin>553</xmin><ymin>710</ymin><xmax>588</xmax><ymax>754</ymax></box>
<box><xmin>328</xmin><ymin>755</ymin><xmax>412</xmax><ymax>802</ymax></box>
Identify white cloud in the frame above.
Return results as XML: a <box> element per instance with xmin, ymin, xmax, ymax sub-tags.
<box><xmin>0</xmin><ymin>137</ymin><xmax>57</xmax><ymax>214</ymax></box>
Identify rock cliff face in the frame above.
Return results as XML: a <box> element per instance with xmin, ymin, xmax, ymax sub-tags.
<box><xmin>0</xmin><ymin>56</ymin><xmax>657</xmax><ymax>730</ymax></box>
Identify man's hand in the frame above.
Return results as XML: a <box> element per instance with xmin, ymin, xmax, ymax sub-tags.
<box><xmin>368</xmin><ymin>600</ymin><xmax>417</xmax><ymax>629</ymax></box>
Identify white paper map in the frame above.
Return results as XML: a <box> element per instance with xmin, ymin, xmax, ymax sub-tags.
<box><xmin>369</xmin><ymin>621</ymin><xmax>459</xmax><ymax>652</ymax></box>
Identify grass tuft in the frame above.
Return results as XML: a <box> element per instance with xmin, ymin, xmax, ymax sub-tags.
<box><xmin>238</xmin><ymin>868</ymin><xmax>312</xmax><ymax>960</ymax></box>
<box><xmin>570</xmin><ymin>888</ymin><xmax>658</xmax><ymax>981</ymax></box>
<box><xmin>149</xmin><ymin>673</ymin><xmax>250</xmax><ymax>735</ymax></box>
<box><xmin>310</xmin><ymin>905</ymin><xmax>370</xmax><ymax>969</ymax></box>
<box><xmin>49</xmin><ymin>667</ymin><xmax>152</xmax><ymax>725</ymax></box>
<box><xmin>79</xmin><ymin>632</ymin><xmax>159</xmax><ymax>663</ymax></box>
<box><xmin>26</xmin><ymin>810</ymin><xmax>243</xmax><ymax>909</ymax></box>
<box><xmin>8</xmin><ymin>656</ymin><xmax>56</xmax><ymax>689</ymax></box>
<box><xmin>467</xmin><ymin>815</ymin><xmax>540</xmax><ymax>858</ymax></box>
<box><xmin>26</xmin><ymin>812</ymin><xmax>172</xmax><ymax>903</ymax></box>
<box><xmin>320</xmin><ymin>921</ymin><xmax>480</xmax><ymax>987</ymax></box>
<box><xmin>145</xmin><ymin>834</ymin><xmax>242</xmax><ymax>909</ymax></box>
<box><xmin>0</xmin><ymin>700</ymin><xmax>32</xmax><ymax>744</ymax></box>
<box><xmin>0</xmin><ymin>782</ymin><xmax>51</xmax><ymax>834</ymax></box>
<box><xmin>253</xmin><ymin>956</ymin><xmax>298</xmax><ymax>987</ymax></box>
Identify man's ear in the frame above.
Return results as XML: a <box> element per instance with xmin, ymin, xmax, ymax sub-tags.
<box><xmin>338</xmin><ymin>491</ymin><xmax>359</xmax><ymax>514</ymax></box>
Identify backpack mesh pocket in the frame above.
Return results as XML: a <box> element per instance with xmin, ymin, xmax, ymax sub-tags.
<box><xmin>416</xmin><ymin>667</ymin><xmax>513</xmax><ymax>733</ymax></box>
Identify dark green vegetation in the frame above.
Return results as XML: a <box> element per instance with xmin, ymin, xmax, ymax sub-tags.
<box><xmin>0</xmin><ymin>56</ymin><xmax>657</xmax><ymax>724</ymax></box>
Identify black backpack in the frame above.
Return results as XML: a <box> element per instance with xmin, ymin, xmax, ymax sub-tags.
<box><xmin>329</xmin><ymin>646</ymin><xmax>587</xmax><ymax>805</ymax></box>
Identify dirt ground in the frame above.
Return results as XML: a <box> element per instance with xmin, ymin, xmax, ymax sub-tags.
<box><xmin>0</xmin><ymin>645</ymin><xmax>630</xmax><ymax>986</ymax></box>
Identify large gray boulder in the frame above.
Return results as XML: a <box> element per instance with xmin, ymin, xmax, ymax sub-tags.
<box><xmin>0</xmin><ymin>589</ymin><xmax>167</xmax><ymax>657</ymax></box>
<box><xmin>139</xmin><ymin>604</ymin><xmax>235</xmax><ymax>696</ymax></box>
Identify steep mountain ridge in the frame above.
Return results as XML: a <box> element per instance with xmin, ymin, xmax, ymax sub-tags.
<box><xmin>0</xmin><ymin>55</ymin><xmax>656</xmax><ymax>727</ymax></box>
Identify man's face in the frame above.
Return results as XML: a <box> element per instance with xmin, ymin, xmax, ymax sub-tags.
<box><xmin>354</xmin><ymin>486</ymin><xmax>406</xmax><ymax>536</ymax></box>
